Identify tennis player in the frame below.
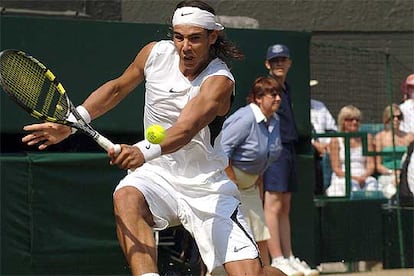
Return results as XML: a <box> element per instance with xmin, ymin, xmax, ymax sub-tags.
<box><xmin>22</xmin><ymin>1</ymin><xmax>285</xmax><ymax>275</ymax></box>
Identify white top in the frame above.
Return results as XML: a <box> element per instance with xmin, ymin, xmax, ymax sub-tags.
<box><xmin>338</xmin><ymin>138</ymin><xmax>367</xmax><ymax>177</ymax></box>
<box><xmin>311</xmin><ymin>99</ymin><xmax>337</xmax><ymax>144</ymax></box>
<box><xmin>143</xmin><ymin>40</ymin><xmax>234</xmax><ymax>181</ymax></box>
<box><xmin>400</xmin><ymin>99</ymin><xmax>414</xmax><ymax>133</ymax></box>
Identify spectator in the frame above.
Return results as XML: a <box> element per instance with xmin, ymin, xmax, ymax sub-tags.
<box><xmin>327</xmin><ymin>105</ymin><xmax>378</xmax><ymax>196</ymax></box>
<box><xmin>375</xmin><ymin>104</ymin><xmax>414</xmax><ymax>198</ymax></box>
<box><xmin>221</xmin><ymin>76</ymin><xmax>283</xmax><ymax>266</ymax></box>
<box><xmin>310</xmin><ymin>79</ymin><xmax>337</xmax><ymax>194</ymax></box>
<box><xmin>400</xmin><ymin>74</ymin><xmax>414</xmax><ymax>133</ymax></box>
<box><xmin>263</xmin><ymin>44</ymin><xmax>319</xmax><ymax>276</ymax></box>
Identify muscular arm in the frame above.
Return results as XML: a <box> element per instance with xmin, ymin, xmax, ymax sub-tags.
<box><xmin>22</xmin><ymin>42</ymin><xmax>156</xmax><ymax>150</ymax></box>
<box><xmin>82</xmin><ymin>42</ymin><xmax>155</xmax><ymax>119</ymax></box>
<box><xmin>161</xmin><ymin>75</ymin><xmax>233</xmax><ymax>154</ymax></box>
<box><xmin>111</xmin><ymin>73</ymin><xmax>234</xmax><ymax>170</ymax></box>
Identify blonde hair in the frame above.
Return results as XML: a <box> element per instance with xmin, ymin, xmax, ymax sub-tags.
<box><xmin>382</xmin><ymin>103</ymin><xmax>401</xmax><ymax>124</ymax></box>
<box><xmin>337</xmin><ymin>105</ymin><xmax>362</xmax><ymax>132</ymax></box>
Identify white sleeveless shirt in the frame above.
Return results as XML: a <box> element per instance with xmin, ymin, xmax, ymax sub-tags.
<box><xmin>143</xmin><ymin>40</ymin><xmax>234</xmax><ymax>181</ymax></box>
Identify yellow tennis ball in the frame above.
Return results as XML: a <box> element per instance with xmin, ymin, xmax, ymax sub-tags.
<box><xmin>145</xmin><ymin>124</ymin><xmax>166</xmax><ymax>144</ymax></box>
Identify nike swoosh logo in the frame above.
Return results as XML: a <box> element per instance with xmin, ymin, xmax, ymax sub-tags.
<box><xmin>233</xmin><ymin>245</ymin><xmax>249</xmax><ymax>252</ymax></box>
<box><xmin>181</xmin><ymin>12</ymin><xmax>193</xmax><ymax>16</ymax></box>
<box><xmin>169</xmin><ymin>88</ymin><xmax>180</xmax><ymax>93</ymax></box>
<box><xmin>145</xmin><ymin>144</ymin><xmax>151</xmax><ymax>149</ymax></box>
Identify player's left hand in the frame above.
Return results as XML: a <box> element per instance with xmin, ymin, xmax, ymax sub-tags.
<box><xmin>22</xmin><ymin>122</ymin><xmax>71</xmax><ymax>150</ymax></box>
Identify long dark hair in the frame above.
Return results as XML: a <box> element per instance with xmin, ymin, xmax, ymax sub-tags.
<box><xmin>172</xmin><ymin>0</ymin><xmax>244</xmax><ymax>63</ymax></box>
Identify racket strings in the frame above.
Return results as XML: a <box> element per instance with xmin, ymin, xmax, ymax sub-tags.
<box><xmin>0</xmin><ymin>51</ymin><xmax>69</xmax><ymax>121</ymax></box>
<box><xmin>1</xmin><ymin>53</ymin><xmax>44</xmax><ymax>107</ymax></box>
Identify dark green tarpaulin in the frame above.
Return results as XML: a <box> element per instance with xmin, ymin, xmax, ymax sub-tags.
<box><xmin>1</xmin><ymin>153</ymin><xmax>129</xmax><ymax>275</ymax></box>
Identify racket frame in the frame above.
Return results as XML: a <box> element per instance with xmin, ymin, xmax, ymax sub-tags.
<box><xmin>0</xmin><ymin>49</ymin><xmax>119</xmax><ymax>153</ymax></box>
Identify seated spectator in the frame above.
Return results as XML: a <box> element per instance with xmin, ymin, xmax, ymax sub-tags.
<box><xmin>326</xmin><ymin>105</ymin><xmax>378</xmax><ymax>196</ymax></box>
<box><xmin>310</xmin><ymin>79</ymin><xmax>337</xmax><ymax>194</ymax></box>
<box><xmin>221</xmin><ymin>76</ymin><xmax>283</xmax><ymax>266</ymax></box>
<box><xmin>375</xmin><ymin>104</ymin><xmax>414</xmax><ymax>198</ymax></box>
<box><xmin>399</xmin><ymin>74</ymin><xmax>414</xmax><ymax>133</ymax></box>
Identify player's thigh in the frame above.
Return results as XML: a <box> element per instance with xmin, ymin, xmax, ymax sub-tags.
<box><xmin>114</xmin><ymin>168</ymin><xmax>180</xmax><ymax>230</ymax></box>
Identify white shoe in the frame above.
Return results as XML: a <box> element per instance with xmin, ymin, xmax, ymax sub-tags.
<box><xmin>289</xmin><ymin>256</ymin><xmax>319</xmax><ymax>276</ymax></box>
<box><xmin>271</xmin><ymin>258</ymin><xmax>304</xmax><ymax>276</ymax></box>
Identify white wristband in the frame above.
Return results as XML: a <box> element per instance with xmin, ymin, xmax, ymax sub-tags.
<box><xmin>134</xmin><ymin>140</ymin><xmax>162</xmax><ymax>162</ymax></box>
<box><xmin>67</xmin><ymin>105</ymin><xmax>92</xmax><ymax>134</ymax></box>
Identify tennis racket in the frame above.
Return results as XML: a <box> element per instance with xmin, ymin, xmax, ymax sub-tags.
<box><xmin>0</xmin><ymin>49</ymin><xmax>120</xmax><ymax>153</ymax></box>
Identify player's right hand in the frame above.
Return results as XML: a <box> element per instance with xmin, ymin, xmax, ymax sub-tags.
<box><xmin>22</xmin><ymin>122</ymin><xmax>71</xmax><ymax>150</ymax></box>
<box><xmin>109</xmin><ymin>144</ymin><xmax>145</xmax><ymax>170</ymax></box>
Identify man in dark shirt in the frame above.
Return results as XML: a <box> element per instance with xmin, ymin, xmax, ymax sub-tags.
<box><xmin>263</xmin><ymin>44</ymin><xmax>319</xmax><ymax>276</ymax></box>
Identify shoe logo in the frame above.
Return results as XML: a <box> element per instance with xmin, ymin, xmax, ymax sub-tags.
<box><xmin>145</xmin><ymin>144</ymin><xmax>151</xmax><ymax>149</ymax></box>
<box><xmin>233</xmin><ymin>245</ymin><xmax>248</xmax><ymax>252</ymax></box>
<box><xmin>169</xmin><ymin>88</ymin><xmax>180</xmax><ymax>93</ymax></box>
<box><xmin>181</xmin><ymin>12</ymin><xmax>194</xmax><ymax>16</ymax></box>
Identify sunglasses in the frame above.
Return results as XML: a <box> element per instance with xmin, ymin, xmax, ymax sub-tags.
<box><xmin>392</xmin><ymin>114</ymin><xmax>403</xmax><ymax>121</ymax></box>
<box><xmin>344</xmin><ymin>117</ymin><xmax>360</xmax><ymax>122</ymax></box>
<box><xmin>265</xmin><ymin>91</ymin><xmax>281</xmax><ymax>98</ymax></box>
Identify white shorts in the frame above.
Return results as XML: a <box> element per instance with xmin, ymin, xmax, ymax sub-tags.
<box><xmin>114</xmin><ymin>162</ymin><xmax>259</xmax><ymax>272</ymax></box>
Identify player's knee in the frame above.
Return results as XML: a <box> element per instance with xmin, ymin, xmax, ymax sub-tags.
<box><xmin>113</xmin><ymin>187</ymin><xmax>153</xmax><ymax>222</ymax></box>
<box><xmin>113</xmin><ymin>186</ymin><xmax>143</xmax><ymax>211</ymax></box>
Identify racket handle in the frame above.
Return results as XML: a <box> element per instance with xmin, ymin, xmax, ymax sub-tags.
<box><xmin>113</xmin><ymin>144</ymin><xmax>121</xmax><ymax>154</ymax></box>
<box><xmin>96</xmin><ymin>134</ymin><xmax>121</xmax><ymax>154</ymax></box>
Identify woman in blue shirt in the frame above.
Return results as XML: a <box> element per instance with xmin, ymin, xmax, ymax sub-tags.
<box><xmin>221</xmin><ymin>76</ymin><xmax>282</xmax><ymax>266</ymax></box>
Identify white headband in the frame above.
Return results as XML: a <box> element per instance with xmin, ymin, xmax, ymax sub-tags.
<box><xmin>172</xmin><ymin>7</ymin><xmax>224</xmax><ymax>31</ymax></box>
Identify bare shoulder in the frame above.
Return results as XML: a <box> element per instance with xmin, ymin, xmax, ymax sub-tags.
<box><xmin>133</xmin><ymin>41</ymin><xmax>158</xmax><ymax>63</ymax></box>
<box><xmin>373</xmin><ymin>131</ymin><xmax>386</xmax><ymax>144</ymax></box>
<box><xmin>200</xmin><ymin>75</ymin><xmax>234</xmax><ymax>116</ymax></box>
<box><xmin>202</xmin><ymin>74</ymin><xmax>234</xmax><ymax>91</ymax></box>
<box><xmin>375</xmin><ymin>130</ymin><xmax>384</xmax><ymax>140</ymax></box>
<box><xmin>122</xmin><ymin>42</ymin><xmax>158</xmax><ymax>79</ymax></box>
